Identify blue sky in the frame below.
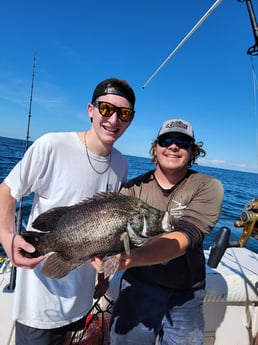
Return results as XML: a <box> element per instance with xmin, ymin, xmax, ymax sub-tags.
<box><xmin>1</xmin><ymin>0</ymin><xmax>258</xmax><ymax>173</ymax></box>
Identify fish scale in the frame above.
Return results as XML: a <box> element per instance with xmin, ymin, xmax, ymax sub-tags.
<box><xmin>21</xmin><ymin>192</ymin><xmax>171</xmax><ymax>279</ymax></box>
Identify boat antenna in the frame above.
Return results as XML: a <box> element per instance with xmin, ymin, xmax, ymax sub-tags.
<box><xmin>238</xmin><ymin>0</ymin><xmax>258</xmax><ymax>55</ymax></box>
<box><xmin>5</xmin><ymin>52</ymin><xmax>36</xmax><ymax>293</ymax></box>
<box><xmin>142</xmin><ymin>0</ymin><xmax>223</xmax><ymax>89</ymax></box>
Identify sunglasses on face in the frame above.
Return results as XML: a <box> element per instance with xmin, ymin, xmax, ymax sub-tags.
<box><xmin>92</xmin><ymin>101</ymin><xmax>135</xmax><ymax>122</ymax></box>
<box><xmin>157</xmin><ymin>137</ymin><xmax>193</xmax><ymax>149</ymax></box>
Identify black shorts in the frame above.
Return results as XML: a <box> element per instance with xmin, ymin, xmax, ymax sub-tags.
<box><xmin>15</xmin><ymin>317</ymin><xmax>86</xmax><ymax>345</ymax></box>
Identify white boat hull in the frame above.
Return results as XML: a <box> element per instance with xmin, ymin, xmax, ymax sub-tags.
<box><xmin>0</xmin><ymin>261</ymin><xmax>15</xmax><ymax>345</ymax></box>
<box><xmin>204</xmin><ymin>247</ymin><xmax>258</xmax><ymax>344</ymax></box>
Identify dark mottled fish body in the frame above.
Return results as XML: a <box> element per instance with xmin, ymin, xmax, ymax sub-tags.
<box><xmin>22</xmin><ymin>192</ymin><xmax>169</xmax><ymax>279</ymax></box>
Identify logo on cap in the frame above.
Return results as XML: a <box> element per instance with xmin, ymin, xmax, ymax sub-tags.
<box><xmin>166</xmin><ymin>120</ymin><xmax>188</xmax><ymax>131</ymax></box>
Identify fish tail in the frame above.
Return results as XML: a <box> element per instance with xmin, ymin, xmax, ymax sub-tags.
<box><xmin>20</xmin><ymin>231</ymin><xmax>47</xmax><ymax>258</ymax></box>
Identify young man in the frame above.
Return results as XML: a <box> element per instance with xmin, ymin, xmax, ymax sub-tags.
<box><xmin>109</xmin><ymin>118</ymin><xmax>224</xmax><ymax>345</ymax></box>
<box><xmin>0</xmin><ymin>78</ymin><xmax>136</xmax><ymax>345</ymax></box>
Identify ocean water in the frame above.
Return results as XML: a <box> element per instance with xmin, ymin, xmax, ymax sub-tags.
<box><xmin>0</xmin><ymin>136</ymin><xmax>258</xmax><ymax>258</ymax></box>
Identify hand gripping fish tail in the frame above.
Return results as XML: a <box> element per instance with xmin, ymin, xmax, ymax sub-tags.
<box><xmin>20</xmin><ymin>192</ymin><xmax>172</xmax><ymax>279</ymax></box>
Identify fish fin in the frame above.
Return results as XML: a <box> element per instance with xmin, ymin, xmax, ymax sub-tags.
<box><xmin>32</xmin><ymin>207</ymin><xmax>69</xmax><ymax>232</ymax></box>
<box><xmin>101</xmin><ymin>254</ymin><xmax>121</xmax><ymax>280</ymax></box>
<box><xmin>162</xmin><ymin>211</ymin><xmax>172</xmax><ymax>232</ymax></box>
<box><xmin>42</xmin><ymin>253</ymin><xmax>79</xmax><ymax>279</ymax></box>
<box><xmin>127</xmin><ymin>223</ymin><xmax>149</xmax><ymax>247</ymax></box>
<box><xmin>140</xmin><ymin>216</ymin><xmax>148</xmax><ymax>237</ymax></box>
<box><xmin>120</xmin><ymin>232</ymin><xmax>130</xmax><ymax>255</ymax></box>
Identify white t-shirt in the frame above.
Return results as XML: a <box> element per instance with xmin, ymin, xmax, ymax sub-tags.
<box><xmin>5</xmin><ymin>132</ymin><xmax>128</xmax><ymax>329</ymax></box>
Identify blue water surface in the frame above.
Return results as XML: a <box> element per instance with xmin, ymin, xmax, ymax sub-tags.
<box><xmin>0</xmin><ymin>136</ymin><xmax>258</xmax><ymax>257</ymax></box>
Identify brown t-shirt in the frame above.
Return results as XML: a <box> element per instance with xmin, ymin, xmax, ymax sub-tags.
<box><xmin>120</xmin><ymin>169</ymin><xmax>224</xmax><ymax>290</ymax></box>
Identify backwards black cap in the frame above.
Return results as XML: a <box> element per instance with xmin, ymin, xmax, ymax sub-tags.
<box><xmin>91</xmin><ymin>78</ymin><xmax>135</xmax><ymax>109</ymax></box>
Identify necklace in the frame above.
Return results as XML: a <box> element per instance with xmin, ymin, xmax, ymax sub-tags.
<box><xmin>83</xmin><ymin>131</ymin><xmax>112</xmax><ymax>175</ymax></box>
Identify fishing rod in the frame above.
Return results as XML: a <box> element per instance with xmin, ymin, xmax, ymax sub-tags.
<box><xmin>142</xmin><ymin>0</ymin><xmax>223</xmax><ymax>89</ymax></box>
<box><xmin>238</xmin><ymin>0</ymin><xmax>258</xmax><ymax>55</ymax></box>
<box><xmin>5</xmin><ymin>52</ymin><xmax>36</xmax><ymax>293</ymax></box>
<box><xmin>208</xmin><ymin>1</ymin><xmax>258</xmax><ymax>267</ymax></box>
<box><xmin>238</xmin><ymin>0</ymin><xmax>258</xmax><ymax>167</ymax></box>
<box><xmin>15</xmin><ymin>53</ymin><xmax>36</xmax><ymax>234</ymax></box>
